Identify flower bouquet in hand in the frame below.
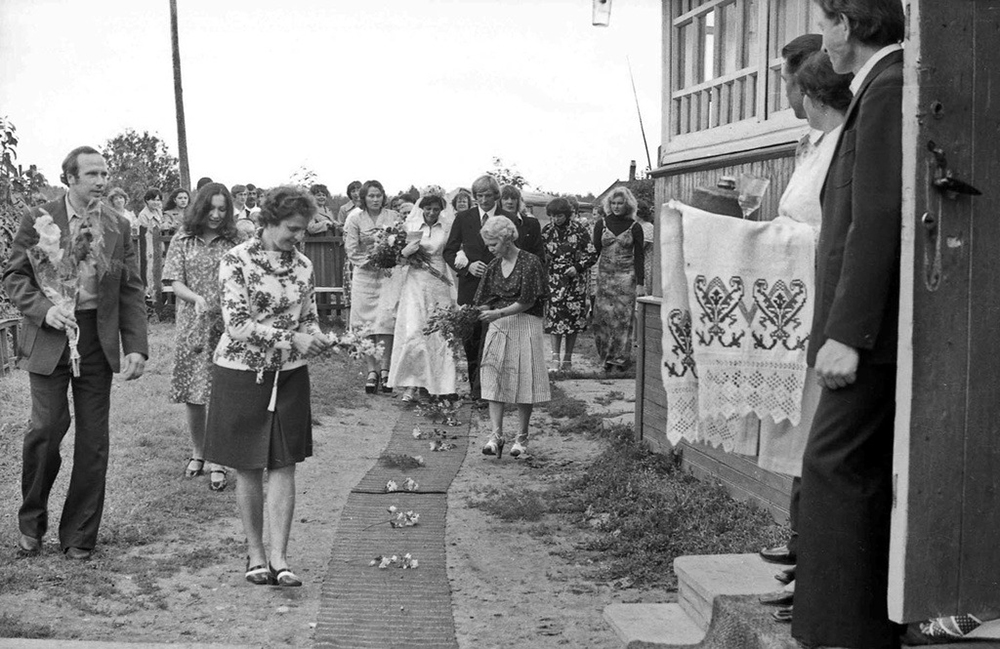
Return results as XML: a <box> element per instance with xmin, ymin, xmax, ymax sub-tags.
<box><xmin>423</xmin><ymin>304</ymin><xmax>482</xmax><ymax>357</ymax></box>
<box><xmin>27</xmin><ymin>211</ymin><xmax>86</xmax><ymax>375</ymax></box>
<box><xmin>400</xmin><ymin>233</ymin><xmax>453</xmax><ymax>287</ymax></box>
<box><xmin>325</xmin><ymin>327</ymin><xmax>386</xmax><ymax>360</ymax></box>
<box><xmin>366</xmin><ymin>225</ymin><xmax>408</xmax><ymax>269</ymax></box>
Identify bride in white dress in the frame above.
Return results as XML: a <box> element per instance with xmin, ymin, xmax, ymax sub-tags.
<box><xmin>386</xmin><ymin>187</ymin><xmax>459</xmax><ymax>401</ymax></box>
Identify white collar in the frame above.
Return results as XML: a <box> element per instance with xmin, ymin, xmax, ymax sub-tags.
<box><xmin>850</xmin><ymin>43</ymin><xmax>902</xmax><ymax>95</ymax></box>
<box><xmin>808</xmin><ymin>128</ymin><xmax>825</xmax><ymax>146</ymax></box>
<box><xmin>479</xmin><ymin>205</ymin><xmax>495</xmax><ymax>220</ymax></box>
<box><xmin>65</xmin><ymin>194</ymin><xmax>79</xmax><ymax>220</ymax></box>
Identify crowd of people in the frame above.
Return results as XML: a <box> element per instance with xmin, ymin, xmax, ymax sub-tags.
<box><xmin>2</xmin><ymin>147</ymin><xmax>657</xmax><ymax>588</ymax></box>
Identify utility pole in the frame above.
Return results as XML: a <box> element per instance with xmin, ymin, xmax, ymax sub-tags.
<box><xmin>169</xmin><ymin>0</ymin><xmax>191</xmax><ymax>190</ymax></box>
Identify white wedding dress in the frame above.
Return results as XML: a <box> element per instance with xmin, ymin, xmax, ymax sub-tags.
<box><xmin>386</xmin><ymin>212</ymin><xmax>458</xmax><ymax>395</ymax></box>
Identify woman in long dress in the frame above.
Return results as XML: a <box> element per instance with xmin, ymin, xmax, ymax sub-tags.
<box><xmin>343</xmin><ymin>179</ymin><xmax>400</xmax><ymax>393</ymax></box>
<box><xmin>541</xmin><ymin>197</ymin><xmax>598</xmax><ymax>372</ymax></box>
<box><xmin>162</xmin><ymin>183</ymin><xmax>242</xmax><ymax>491</ymax></box>
<box><xmin>476</xmin><ymin>217</ymin><xmax>549</xmax><ymax>459</ymax></box>
<box><xmin>591</xmin><ymin>187</ymin><xmax>644</xmax><ymax>371</ymax></box>
<box><xmin>387</xmin><ymin>188</ymin><xmax>458</xmax><ymax>402</ymax></box>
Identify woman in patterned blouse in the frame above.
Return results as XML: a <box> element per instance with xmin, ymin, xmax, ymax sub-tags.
<box><xmin>205</xmin><ymin>186</ymin><xmax>332</xmax><ymax>587</ymax></box>
<box><xmin>475</xmin><ymin>217</ymin><xmax>550</xmax><ymax>460</ymax></box>
<box><xmin>541</xmin><ymin>197</ymin><xmax>598</xmax><ymax>372</ymax></box>
<box><xmin>163</xmin><ymin>183</ymin><xmax>242</xmax><ymax>492</ymax></box>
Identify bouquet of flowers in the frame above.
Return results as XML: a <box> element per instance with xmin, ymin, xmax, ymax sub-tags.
<box><xmin>26</xmin><ymin>209</ymin><xmax>110</xmax><ymax>376</ymax></box>
<box><xmin>422</xmin><ymin>304</ymin><xmax>482</xmax><ymax>357</ymax></box>
<box><xmin>325</xmin><ymin>327</ymin><xmax>386</xmax><ymax>360</ymax></box>
<box><xmin>367</xmin><ymin>225</ymin><xmax>452</xmax><ymax>286</ymax></box>
<box><xmin>366</xmin><ymin>225</ymin><xmax>407</xmax><ymax>269</ymax></box>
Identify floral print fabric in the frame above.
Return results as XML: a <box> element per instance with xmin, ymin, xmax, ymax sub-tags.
<box><xmin>215</xmin><ymin>237</ymin><xmax>322</xmax><ymax>378</ymax></box>
<box><xmin>592</xmin><ymin>220</ymin><xmax>638</xmax><ymax>367</ymax></box>
<box><xmin>162</xmin><ymin>231</ymin><xmax>241</xmax><ymax>403</ymax></box>
<box><xmin>541</xmin><ymin>220</ymin><xmax>597</xmax><ymax>335</ymax></box>
<box><xmin>474</xmin><ymin>251</ymin><xmax>547</xmax><ymax>318</ymax></box>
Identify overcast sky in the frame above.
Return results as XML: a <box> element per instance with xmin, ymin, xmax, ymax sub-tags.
<box><xmin>0</xmin><ymin>0</ymin><xmax>661</xmax><ymax>197</ymax></box>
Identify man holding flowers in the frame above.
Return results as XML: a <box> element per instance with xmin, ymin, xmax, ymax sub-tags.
<box><xmin>2</xmin><ymin>145</ymin><xmax>149</xmax><ymax>560</ymax></box>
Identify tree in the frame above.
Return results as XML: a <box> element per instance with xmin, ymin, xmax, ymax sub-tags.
<box><xmin>102</xmin><ymin>129</ymin><xmax>181</xmax><ymax>212</ymax></box>
<box><xmin>486</xmin><ymin>156</ymin><xmax>527</xmax><ymax>190</ymax></box>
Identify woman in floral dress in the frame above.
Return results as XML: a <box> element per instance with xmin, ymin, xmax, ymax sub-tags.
<box><xmin>591</xmin><ymin>187</ymin><xmax>644</xmax><ymax>371</ymax></box>
<box><xmin>162</xmin><ymin>183</ymin><xmax>242</xmax><ymax>491</ymax></box>
<box><xmin>205</xmin><ymin>186</ymin><xmax>331</xmax><ymax>587</ymax></box>
<box><xmin>541</xmin><ymin>197</ymin><xmax>598</xmax><ymax>371</ymax></box>
<box><xmin>343</xmin><ymin>179</ymin><xmax>400</xmax><ymax>393</ymax></box>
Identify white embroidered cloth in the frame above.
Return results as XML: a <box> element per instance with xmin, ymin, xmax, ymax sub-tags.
<box><xmin>660</xmin><ymin>200</ymin><xmax>816</xmax><ymax>450</ymax></box>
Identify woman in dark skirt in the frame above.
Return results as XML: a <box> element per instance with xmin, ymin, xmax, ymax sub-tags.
<box><xmin>205</xmin><ymin>186</ymin><xmax>332</xmax><ymax>587</ymax></box>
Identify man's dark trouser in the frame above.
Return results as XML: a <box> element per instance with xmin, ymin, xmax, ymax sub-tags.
<box><xmin>463</xmin><ymin>320</ymin><xmax>484</xmax><ymax>399</ymax></box>
<box><xmin>19</xmin><ymin>311</ymin><xmax>113</xmax><ymax>551</ymax></box>
<box><xmin>792</xmin><ymin>364</ymin><xmax>898</xmax><ymax>649</ymax></box>
<box><xmin>787</xmin><ymin>476</ymin><xmax>800</xmax><ymax>556</ymax></box>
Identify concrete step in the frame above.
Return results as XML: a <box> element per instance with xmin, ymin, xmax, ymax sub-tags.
<box><xmin>675</xmin><ymin>553</ymin><xmax>784</xmax><ymax>630</ymax></box>
<box><xmin>604</xmin><ymin>603</ymin><xmax>705</xmax><ymax>648</ymax></box>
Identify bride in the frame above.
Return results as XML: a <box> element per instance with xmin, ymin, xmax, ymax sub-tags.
<box><xmin>386</xmin><ymin>186</ymin><xmax>459</xmax><ymax>401</ymax></box>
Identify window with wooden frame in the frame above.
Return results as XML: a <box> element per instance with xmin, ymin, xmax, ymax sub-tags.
<box><xmin>659</xmin><ymin>0</ymin><xmax>819</xmax><ymax>165</ymax></box>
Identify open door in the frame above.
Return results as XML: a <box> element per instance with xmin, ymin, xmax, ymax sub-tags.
<box><xmin>889</xmin><ymin>0</ymin><xmax>1000</xmax><ymax>623</ymax></box>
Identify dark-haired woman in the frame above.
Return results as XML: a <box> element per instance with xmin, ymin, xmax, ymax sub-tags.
<box><xmin>163</xmin><ymin>183</ymin><xmax>243</xmax><ymax>491</ymax></box>
<box><xmin>541</xmin><ymin>197</ymin><xmax>597</xmax><ymax>371</ymax></box>
<box><xmin>163</xmin><ymin>187</ymin><xmax>191</xmax><ymax>233</ymax></box>
<box><xmin>387</xmin><ymin>188</ymin><xmax>458</xmax><ymax>402</ymax></box>
<box><xmin>205</xmin><ymin>186</ymin><xmax>331</xmax><ymax>587</ymax></box>
<box><xmin>343</xmin><ymin>180</ymin><xmax>400</xmax><ymax>393</ymax></box>
<box><xmin>137</xmin><ymin>188</ymin><xmax>167</xmax><ymax>300</ymax></box>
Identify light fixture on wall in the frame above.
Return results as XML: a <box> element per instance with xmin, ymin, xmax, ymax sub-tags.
<box><xmin>592</xmin><ymin>0</ymin><xmax>612</xmax><ymax>26</ymax></box>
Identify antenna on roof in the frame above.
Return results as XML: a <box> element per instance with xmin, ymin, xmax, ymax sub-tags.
<box><xmin>627</xmin><ymin>56</ymin><xmax>653</xmax><ymax>172</ymax></box>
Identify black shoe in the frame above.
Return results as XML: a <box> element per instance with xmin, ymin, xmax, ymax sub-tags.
<box><xmin>771</xmin><ymin>605</ymin><xmax>793</xmax><ymax>623</ymax></box>
<box><xmin>17</xmin><ymin>534</ymin><xmax>41</xmax><ymax>556</ymax></box>
<box><xmin>759</xmin><ymin>590</ymin><xmax>794</xmax><ymax>606</ymax></box>
<box><xmin>365</xmin><ymin>371</ymin><xmax>378</xmax><ymax>394</ymax></box>
<box><xmin>380</xmin><ymin>370</ymin><xmax>392</xmax><ymax>394</ymax></box>
<box><xmin>245</xmin><ymin>557</ymin><xmax>273</xmax><ymax>585</ymax></box>
<box><xmin>759</xmin><ymin>543</ymin><xmax>796</xmax><ymax>565</ymax></box>
<box><xmin>775</xmin><ymin>565</ymin><xmax>796</xmax><ymax>585</ymax></box>
<box><xmin>64</xmin><ymin>547</ymin><xmax>92</xmax><ymax>561</ymax></box>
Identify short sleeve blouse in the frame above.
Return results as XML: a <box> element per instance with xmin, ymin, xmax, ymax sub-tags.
<box><xmin>474</xmin><ymin>251</ymin><xmax>547</xmax><ymax>318</ymax></box>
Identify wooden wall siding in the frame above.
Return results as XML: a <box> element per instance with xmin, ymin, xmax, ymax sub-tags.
<box><xmin>650</xmin><ymin>151</ymin><xmax>796</xmax><ymax>299</ymax></box>
<box><xmin>637</xmin><ymin>300</ymin><xmax>670</xmax><ymax>453</ymax></box>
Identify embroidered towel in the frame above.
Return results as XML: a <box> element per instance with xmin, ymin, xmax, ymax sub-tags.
<box><xmin>660</xmin><ymin>200</ymin><xmax>816</xmax><ymax>450</ymax></box>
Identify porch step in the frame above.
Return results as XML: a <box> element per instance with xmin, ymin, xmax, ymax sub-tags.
<box><xmin>604</xmin><ymin>553</ymin><xmax>796</xmax><ymax>648</ymax></box>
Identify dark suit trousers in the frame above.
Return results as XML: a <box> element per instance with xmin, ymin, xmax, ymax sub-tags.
<box><xmin>463</xmin><ymin>320</ymin><xmax>484</xmax><ymax>398</ymax></box>
<box><xmin>20</xmin><ymin>311</ymin><xmax>113</xmax><ymax>551</ymax></box>
<box><xmin>787</xmin><ymin>476</ymin><xmax>800</xmax><ymax>556</ymax></box>
<box><xmin>792</xmin><ymin>364</ymin><xmax>898</xmax><ymax>649</ymax></box>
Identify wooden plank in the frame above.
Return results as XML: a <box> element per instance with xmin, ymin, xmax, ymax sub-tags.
<box><xmin>684</xmin><ymin>440</ymin><xmax>792</xmax><ymax>493</ymax></box>
<box><xmin>636</xmin><ymin>302</ymin><xmax>648</xmax><ymax>440</ymax></box>
<box><xmin>672</xmin><ymin>0</ymin><xmax>732</xmax><ymax>27</ymax></box>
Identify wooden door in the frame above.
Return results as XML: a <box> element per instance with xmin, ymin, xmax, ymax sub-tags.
<box><xmin>889</xmin><ymin>0</ymin><xmax>1000</xmax><ymax>622</ymax></box>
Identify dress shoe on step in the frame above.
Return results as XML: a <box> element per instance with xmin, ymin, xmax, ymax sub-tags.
<box><xmin>759</xmin><ymin>543</ymin><xmax>796</xmax><ymax>565</ymax></box>
<box><xmin>17</xmin><ymin>534</ymin><xmax>41</xmax><ymax>555</ymax></box>
<box><xmin>759</xmin><ymin>590</ymin><xmax>794</xmax><ymax>606</ymax></box>
<box><xmin>775</xmin><ymin>565</ymin><xmax>796</xmax><ymax>584</ymax></box>
<box><xmin>64</xmin><ymin>547</ymin><xmax>92</xmax><ymax>561</ymax></box>
<box><xmin>771</xmin><ymin>605</ymin><xmax>793</xmax><ymax>623</ymax></box>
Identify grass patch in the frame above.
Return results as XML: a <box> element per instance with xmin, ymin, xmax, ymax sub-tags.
<box><xmin>544</xmin><ymin>383</ymin><xmax>588</xmax><ymax>419</ymax></box>
<box><xmin>0</xmin><ymin>613</ymin><xmax>54</xmax><ymax>639</ymax></box>
<box><xmin>557</xmin><ymin>414</ymin><xmax>606</xmax><ymax>437</ymax></box>
<box><xmin>469</xmin><ymin>485</ymin><xmax>547</xmax><ymax>522</ymax></box>
<box><xmin>555</xmin><ymin>424</ymin><xmax>786</xmax><ymax>589</ymax></box>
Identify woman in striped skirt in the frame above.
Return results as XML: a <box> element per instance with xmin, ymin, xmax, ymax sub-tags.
<box><xmin>475</xmin><ymin>216</ymin><xmax>550</xmax><ymax>459</ymax></box>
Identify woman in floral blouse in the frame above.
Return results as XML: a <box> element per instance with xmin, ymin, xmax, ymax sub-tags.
<box><xmin>475</xmin><ymin>217</ymin><xmax>549</xmax><ymax>460</ymax></box>
<box><xmin>205</xmin><ymin>186</ymin><xmax>332</xmax><ymax>588</ymax></box>
<box><xmin>541</xmin><ymin>197</ymin><xmax>598</xmax><ymax>372</ymax></box>
<box><xmin>163</xmin><ymin>183</ymin><xmax>242</xmax><ymax>492</ymax></box>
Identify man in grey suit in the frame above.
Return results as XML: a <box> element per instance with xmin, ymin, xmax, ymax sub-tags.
<box><xmin>792</xmin><ymin>1</ymin><xmax>906</xmax><ymax>647</ymax></box>
<box><xmin>3</xmin><ymin>145</ymin><xmax>149</xmax><ymax>560</ymax></box>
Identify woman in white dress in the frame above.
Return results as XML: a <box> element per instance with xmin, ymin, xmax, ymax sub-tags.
<box><xmin>343</xmin><ymin>179</ymin><xmax>400</xmax><ymax>393</ymax></box>
<box><xmin>387</xmin><ymin>187</ymin><xmax>458</xmax><ymax>402</ymax></box>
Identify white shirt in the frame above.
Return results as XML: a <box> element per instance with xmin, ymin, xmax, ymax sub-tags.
<box><xmin>478</xmin><ymin>205</ymin><xmax>496</xmax><ymax>225</ymax></box>
<box><xmin>849</xmin><ymin>43</ymin><xmax>903</xmax><ymax>95</ymax></box>
<box><xmin>66</xmin><ymin>195</ymin><xmax>100</xmax><ymax>310</ymax></box>
<box><xmin>777</xmin><ymin>125</ymin><xmax>843</xmax><ymax>232</ymax></box>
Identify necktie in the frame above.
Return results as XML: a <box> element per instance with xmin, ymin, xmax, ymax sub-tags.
<box><xmin>481</xmin><ymin>211</ymin><xmax>488</xmax><ymax>227</ymax></box>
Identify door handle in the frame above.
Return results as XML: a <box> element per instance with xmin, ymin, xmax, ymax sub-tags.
<box><xmin>927</xmin><ymin>140</ymin><xmax>982</xmax><ymax>197</ymax></box>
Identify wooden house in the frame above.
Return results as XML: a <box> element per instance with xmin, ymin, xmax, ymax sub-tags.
<box><xmin>637</xmin><ymin>0</ymin><xmax>1000</xmax><ymax>621</ymax></box>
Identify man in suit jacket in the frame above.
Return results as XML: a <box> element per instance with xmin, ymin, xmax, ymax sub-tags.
<box><xmin>791</xmin><ymin>2</ymin><xmax>906</xmax><ymax>648</ymax></box>
<box><xmin>2</xmin><ymin>146</ymin><xmax>149</xmax><ymax>560</ymax></box>
<box><xmin>443</xmin><ymin>175</ymin><xmax>515</xmax><ymax>399</ymax></box>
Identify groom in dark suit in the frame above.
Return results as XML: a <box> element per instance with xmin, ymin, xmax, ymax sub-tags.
<box><xmin>3</xmin><ymin>145</ymin><xmax>149</xmax><ymax>560</ymax></box>
<box><xmin>443</xmin><ymin>175</ymin><xmax>513</xmax><ymax>399</ymax></box>
<box><xmin>792</xmin><ymin>1</ymin><xmax>905</xmax><ymax>647</ymax></box>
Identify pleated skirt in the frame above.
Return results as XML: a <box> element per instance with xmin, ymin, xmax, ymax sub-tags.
<box><xmin>205</xmin><ymin>365</ymin><xmax>313</xmax><ymax>470</ymax></box>
<box><xmin>479</xmin><ymin>313</ymin><xmax>550</xmax><ymax>404</ymax></box>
